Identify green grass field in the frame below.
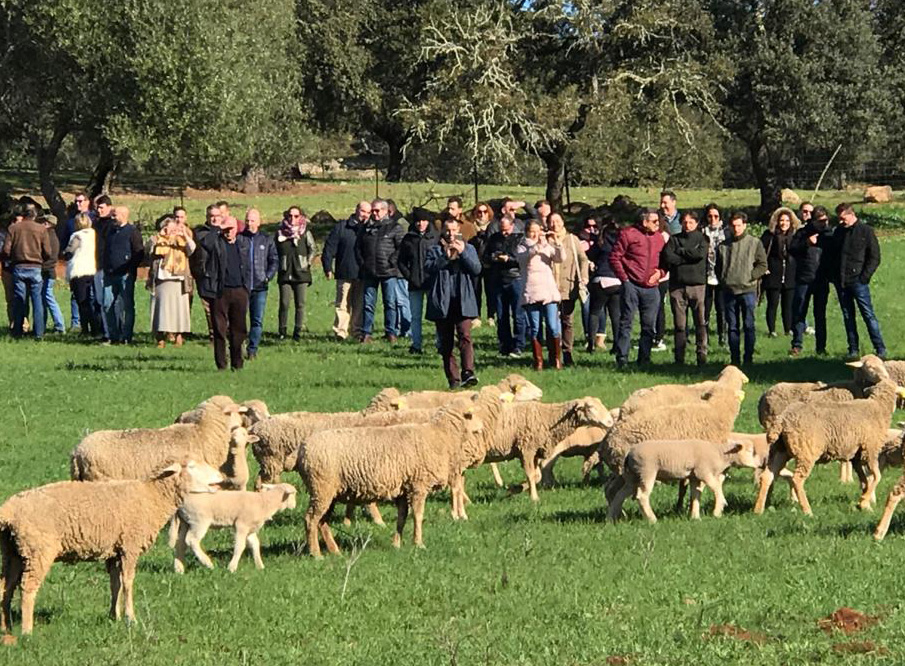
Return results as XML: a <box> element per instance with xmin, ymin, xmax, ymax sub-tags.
<box><xmin>2</xmin><ymin>184</ymin><xmax>905</xmax><ymax>664</ymax></box>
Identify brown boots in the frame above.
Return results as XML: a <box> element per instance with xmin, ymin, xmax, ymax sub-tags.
<box><xmin>532</xmin><ymin>339</ymin><xmax>544</xmax><ymax>371</ymax></box>
<box><xmin>548</xmin><ymin>336</ymin><xmax>562</xmax><ymax>370</ymax></box>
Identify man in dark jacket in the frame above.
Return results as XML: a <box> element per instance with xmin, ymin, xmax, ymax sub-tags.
<box><xmin>355</xmin><ymin>199</ymin><xmax>405</xmax><ymax>343</ymax></box>
<box><xmin>199</xmin><ymin>216</ymin><xmax>252</xmax><ymax>370</ymax></box>
<box><xmin>92</xmin><ymin>194</ymin><xmax>115</xmax><ymax>340</ymax></box>
<box><xmin>241</xmin><ymin>208</ymin><xmax>277</xmax><ymax>360</ymax></box>
<box><xmin>1</xmin><ymin>205</ymin><xmax>52</xmax><ymax>338</ymax></box>
<box><xmin>483</xmin><ymin>216</ymin><xmax>527</xmax><ymax>356</ymax></box>
<box><xmin>323</xmin><ymin>200</ymin><xmax>368</xmax><ymax>340</ymax></box>
<box><xmin>398</xmin><ymin>208</ymin><xmax>438</xmax><ymax>354</ymax></box>
<box><xmin>830</xmin><ymin>202</ymin><xmax>886</xmax><ymax>360</ymax></box>
<box><xmin>609</xmin><ymin>208</ymin><xmax>667</xmax><ymax>368</ymax></box>
<box><xmin>426</xmin><ymin>217</ymin><xmax>482</xmax><ymax>388</ymax></box>
<box><xmin>661</xmin><ymin>210</ymin><xmax>708</xmax><ymax>365</ymax></box>
<box><xmin>191</xmin><ymin>204</ymin><xmax>223</xmax><ymax>341</ymax></box>
<box><xmin>102</xmin><ymin>206</ymin><xmax>144</xmax><ymax>344</ymax></box>
<box><xmin>789</xmin><ymin>205</ymin><xmax>833</xmax><ymax>356</ymax></box>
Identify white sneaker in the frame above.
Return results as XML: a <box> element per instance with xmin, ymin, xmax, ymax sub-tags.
<box><xmin>805</xmin><ymin>326</ymin><xmax>815</xmax><ymax>335</ymax></box>
<box><xmin>652</xmin><ymin>341</ymin><xmax>668</xmax><ymax>352</ymax></box>
<box><xmin>472</xmin><ymin>318</ymin><xmax>482</xmax><ymax>329</ymax></box>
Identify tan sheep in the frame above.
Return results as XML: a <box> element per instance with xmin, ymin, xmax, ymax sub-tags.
<box><xmin>882</xmin><ymin>360</ymin><xmax>905</xmax><ymax>408</ymax></box>
<box><xmin>620</xmin><ymin>365</ymin><xmax>749</xmax><ymax>417</ymax></box>
<box><xmin>754</xmin><ymin>379</ymin><xmax>898</xmax><ymax>516</ymax></box>
<box><xmin>297</xmin><ymin>387</ymin><xmax>506</xmax><ymax>557</ymax></box>
<box><xmin>173</xmin><ymin>483</ymin><xmax>297</xmax><ymax>573</ymax></box>
<box><xmin>0</xmin><ymin>460</ymin><xmax>223</xmax><ymax>635</ymax></box>
<box><xmin>606</xmin><ymin>439</ymin><xmax>762</xmax><ymax>523</ymax></box>
<box><xmin>70</xmin><ymin>401</ymin><xmax>246</xmax><ymax>482</ymax></box>
<box><xmin>176</xmin><ymin>396</ymin><xmax>271</xmax><ymax>428</ymax></box>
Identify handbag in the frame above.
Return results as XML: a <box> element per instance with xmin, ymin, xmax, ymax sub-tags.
<box><xmin>570</xmin><ymin>236</ymin><xmax>590</xmax><ymax>303</ymax></box>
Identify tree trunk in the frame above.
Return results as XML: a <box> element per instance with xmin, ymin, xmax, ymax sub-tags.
<box><xmin>35</xmin><ymin>123</ymin><xmax>69</xmax><ymax>224</ymax></box>
<box><xmin>385</xmin><ymin>135</ymin><xmax>405</xmax><ymax>182</ymax></box>
<box><xmin>748</xmin><ymin>139</ymin><xmax>781</xmax><ymax>221</ymax></box>
<box><xmin>542</xmin><ymin>148</ymin><xmax>566</xmax><ymax>212</ymax></box>
<box><xmin>86</xmin><ymin>142</ymin><xmax>116</xmax><ymax>199</ymax></box>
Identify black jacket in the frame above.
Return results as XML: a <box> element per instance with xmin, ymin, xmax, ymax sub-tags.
<box><xmin>587</xmin><ymin>230</ymin><xmax>620</xmax><ymax>281</ymax></box>
<box><xmin>241</xmin><ymin>229</ymin><xmax>278</xmax><ymax>291</ymax></box>
<box><xmin>789</xmin><ymin>222</ymin><xmax>833</xmax><ymax>285</ymax></box>
<box><xmin>482</xmin><ymin>231</ymin><xmax>524</xmax><ymax>284</ymax></box>
<box><xmin>660</xmin><ymin>228</ymin><xmax>707</xmax><ymax>287</ymax></box>
<box><xmin>103</xmin><ymin>223</ymin><xmax>144</xmax><ymax>277</ymax></box>
<box><xmin>397</xmin><ymin>225</ymin><xmax>438</xmax><ymax>290</ymax></box>
<box><xmin>322</xmin><ymin>215</ymin><xmax>361</xmax><ymax>280</ymax></box>
<box><xmin>197</xmin><ymin>230</ymin><xmax>251</xmax><ymax>299</ymax></box>
<box><xmin>355</xmin><ymin>217</ymin><xmax>404</xmax><ymax>280</ymax></box>
<box><xmin>831</xmin><ymin>220</ymin><xmax>880</xmax><ymax>287</ymax></box>
<box><xmin>93</xmin><ymin>215</ymin><xmax>113</xmax><ymax>268</ymax></box>
<box><xmin>760</xmin><ymin>229</ymin><xmax>796</xmax><ymax>289</ymax></box>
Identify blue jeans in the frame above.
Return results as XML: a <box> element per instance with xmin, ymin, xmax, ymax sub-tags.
<box><xmin>723</xmin><ymin>290</ymin><xmax>757</xmax><ymax>364</ymax></box>
<box><xmin>525</xmin><ymin>302</ymin><xmax>561</xmax><ymax>340</ymax></box>
<box><xmin>493</xmin><ymin>279</ymin><xmax>527</xmax><ymax>354</ymax></box>
<box><xmin>836</xmin><ymin>281</ymin><xmax>886</xmax><ymax>356</ymax></box>
<box><xmin>615</xmin><ymin>281</ymin><xmax>660</xmax><ymax>364</ymax></box>
<box><xmin>93</xmin><ymin>272</ymin><xmax>109</xmax><ymax>339</ymax></box>
<box><xmin>70</xmin><ymin>293</ymin><xmax>80</xmax><ymax>328</ymax></box>
<box><xmin>395</xmin><ymin>278</ymin><xmax>411</xmax><ymax>338</ymax></box>
<box><xmin>791</xmin><ymin>281</ymin><xmax>829</xmax><ymax>351</ymax></box>
<box><xmin>247</xmin><ymin>289</ymin><xmax>268</xmax><ymax>354</ymax></box>
<box><xmin>11</xmin><ymin>265</ymin><xmax>44</xmax><ymax>338</ymax></box>
<box><xmin>42</xmin><ymin>275</ymin><xmax>65</xmax><ymax>331</ymax></box>
<box><xmin>408</xmin><ymin>289</ymin><xmax>426</xmax><ymax>350</ymax></box>
<box><xmin>362</xmin><ymin>277</ymin><xmax>400</xmax><ymax>337</ymax></box>
<box><xmin>103</xmin><ymin>273</ymin><xmax>136</xmax><ymax>342</ymax></box>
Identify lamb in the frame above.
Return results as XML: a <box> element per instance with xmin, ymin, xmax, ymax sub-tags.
<box><xmin>873</xmin><ymin>425</ymin><xmax>905</xmax><ymax>540</ymax></box>
<box><xmin>297</xmin><ymin>387</ymin><xmax>506</xmax><ymax>557</ymax></box>
<box><xmin>480</xmin><ymin>397</ymin><xmax>615</xmax><ymax>503</ymax></box>
<box><xmin>0</xmin><ymin>460</ymin><xmax>223</xmax><ymax>635</ymax></box>
<box><xmin>173</xmin><ymin>483</ymin><xmax>297</xmax><ymax>573</ymax></box>
<box><xmin>754</xmin><ymin>378</ymin><xmax>898</xmax><ymax>516</ymax></box>
<box><xmin>606</xmin><ymin>439</ymin><xmax>762</xmax><ymax>523</ymax></box>
<box><xmin>620</xmin><ymin>365</ymin><xmax>749</xmax><ymax>417</ymax></box>
<box><xmin>70</xmin><ymin>400</ymin><xmax>246</xmax><ymax>482</ymax></box>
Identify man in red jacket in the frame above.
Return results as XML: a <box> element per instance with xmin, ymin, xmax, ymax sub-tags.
<box><xmin>609</xmin><ymin>208</ymin><xmax>667</xmax><ymax>368</ymax></box>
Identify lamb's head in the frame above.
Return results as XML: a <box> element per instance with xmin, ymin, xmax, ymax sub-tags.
<box><xmin>229</xmin><ymin>426</ymin><xmax>259</xmax><ymax>453</ymax></box>
<box><xmin>363</xmin><ymin>387</ymin><xmax>404</xmax><ymax>413</ymax></box>
<box><xmin>240</xmin><ymin>400</ymin><xmax>270</xmax><ymax>426</ymax></box>
<box><xmin>220</xmin><ymin>403</ymin><xmax>249</xmax><ymax>430</ymax></box>
<box><xmin>725</xmin><ymin>439</ymin><xmax>763</xmax><ymax>469</ymax></box>
<box><xmin>848</xmin><ymin>354</ymin><xmax>891</xmax><ymax>387</ymax></box>
<box><xmin>570</xmin><ymin>397</ymin><xmax>615</xmax><ymax>429</ymax></box>
<box><xmin>157</xmin><ymin>459</ymin><xmax>224</xmax><ymax>494</ymax></box>
<box><xmin>716</xmin><ymin>365</ymin><xmax>749</xmax><ymax>389</ymax></box>
<box><xmin>262</xmin><ymin>483</ymin><xmax>298</xmax><ymax>510</ymax></box>
<box><xmin>498</xmin><ymin>374</ymin><xmax>543</xmax><ymax>402</ymax></box>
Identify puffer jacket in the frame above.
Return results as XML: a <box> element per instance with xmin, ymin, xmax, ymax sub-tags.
<box><xmin>276</xmin><ymin>229</ymin><xmax>318</xmax><ymax>285</ymax></box>
<box><xmin>242</xmin><ymin>229</ymin><xmax>278</xmax><ymax>291</ymax></box>
<box><xmin>397</xmin><ymin>224</ymin><xmax>438</xmax><ymax>290</ymax></box>
<box><xmin>482</xmin><ymin>231</ymin><xmax>524</xmax><ymax>284</ymax></box>
<box><xmin>789</xmin><ymin>222</ymin><xmax>833</xmax><ymax>285</ymax></box>
<box><xmin>322</xmin><ymin>215</ymin><xmax>361</xmax><ymax>280</ymax></box>
<box><xmin>830</xmin><ymin>220</ymin><xmax>880</xmax><ymax>287</ymax></box>
<box><xmin>517</xmin><ymin>238</ymin><xmax>562</xmax><ymax>305</ymax></box>
<box><xmin>760</xmin><ymin>229</ymin><xmax>796</xmax><ymax>289</ymax></box>
<box><xmin>355</xmin><ymin>217</ymin><xmax>404</xmax><ymax>280</ymax></box>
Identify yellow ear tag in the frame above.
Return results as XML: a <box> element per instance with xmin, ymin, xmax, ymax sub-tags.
<box><xmin>501</xmin><ymin>392</ymin><xmax>515</xmax><ymax>403</ymax></box>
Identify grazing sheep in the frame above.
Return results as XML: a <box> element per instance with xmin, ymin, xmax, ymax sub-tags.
<box><xmin>754</xmin><ymin>379</ymin><xmax>898</xmax><ymax>516</ymax></box>
<box><xmin>0</xmin><ymin>460</ymin><xmax>223</xmax><ymax>635</ymax></box>
<box><xmin>174</xmin><ymin>483</ymin><xmax>297</xmax><ymax>573</ymax></box>
<box><xmin>873</xmin><ymin>426</ymin><xmax>905</xmax><ymax>540</ymax></box>
<box><xmin>620</xmin><ymin>366</ymin><xmax>749</xmax><ymax>417</ymax></box>
<box><xmin>70</xmin><ymin>401</ymin><xmax>246</xmax><ymax>482</ymax></box>
<box><xmin>481</xmin><ymin>398</ymin><xmax>615</xmax><ymax>503</ymax></box>
<box><xmin>606</xmin><ymin>439</ymin><xmax>761</xmax><ymax>523</ymax></box>
<box><xmin>297</xmin><ymin>387</ymin><xmax>506</xmax><ymax>557</ymax></box>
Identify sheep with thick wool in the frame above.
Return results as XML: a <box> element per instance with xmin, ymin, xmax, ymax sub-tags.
<box><xmin>174</xmin><ymin>483</ymin><xmax>297</xmax><ymax>573</ymax></box>
<box><xmin>0</xmin><ymin>460</ymin><xmax>223</xmax><ymax>635</ymax></box>
<box><xmin>620</xmin><ymin>366</ymin><xmax>749</xmax><ymax>417</ymax></box>
<box><xmin>755</xmin><ymin>379</ymin><xmax>898</xmax><ymax>516</ymax></box>
<box><xmin>70</xmin><ymin>400</ymin><xmax>246</xmax><ymax>482</ymax></box>
<box><xmin>176</xmin><ymin>396</ymin><xmax>271</xmax><ymax>428</ymax></box>
<box><xmin>873</xmin><ymin>425</ymin><xmax>905</xmax><ymax>540</ymax></box>
<box><xmin>297</xmin><ymin>387</ymin><xmax>506</xmax><ymax>557</ymax></box>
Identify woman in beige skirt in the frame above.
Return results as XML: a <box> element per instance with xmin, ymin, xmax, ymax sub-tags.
<box><xmin>147</xmin><ymin>215</ymin><xmax>195</xmax><ymax>347</ymax></box>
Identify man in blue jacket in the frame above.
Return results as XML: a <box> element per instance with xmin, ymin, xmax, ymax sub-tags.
<box><xmin>323</xmin><ymin>201</ymin><xmax>368</xmax><ymax>340</ymax></box>
<box><xmin>102</xmin><ymin>206</ymin><xmax>144</xmax><ymax>344</ymax></box>
<box><xmin>241</xmin><ymin>208</ymin><xmax>277</xmax><ymax>360</ymax></box>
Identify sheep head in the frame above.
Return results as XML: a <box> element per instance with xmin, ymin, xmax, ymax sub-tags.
<box><xmin>229</xmin><ymin>426</ymin><xmax>259</xmax><ymax>451</ymax></box>
<box><xmin>572</xmin><ymin>397</ymin><xmax>614</xmax><ymax>429</ymax></box>
<box><xmin>262</xmin><ymin>483</ymin><xmax>298</xmax><ymax>510</ymax></box>
<box><xmin>362</xmin><ymin>387</ymin><xmax>403</xmax><ymax>413</ymax></box>
<box><xmin>726</xmin><ymin>439</ymin><xmax>762</xmax><ymax>469</ymax></box>
<box><xmin>240</xmin><ymin>400</ymin><xmax>270</xmax><ymax>425</ymax></box>
<box><xmin>499</xmin><ymin>374</ymin><xmax>543</xmax><ymax>402</ymax></box>
<box><xmin>717</xmin><ymin>365</ymin><xmax>749</xmax><ymax>387</ymax></box>
<box><xmin>848</xmin><ymin>355</ymin><xmax>891</xmax><ymax>386</ymax></box>
<box><xmin>158</xmin><ymin>460</ymin><xmax>224</xmax><ymax>493</ymax></box>
<box><xmin>462</xmin><ymin>407</ymin><xmax>484</xmax><ymax>435</ymax></box>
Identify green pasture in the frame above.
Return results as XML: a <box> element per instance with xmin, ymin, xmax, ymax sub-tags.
<box><xmin>2</xmin><ymin>186</ymin><xmax>905</xmax><ymax>663</ymax></box>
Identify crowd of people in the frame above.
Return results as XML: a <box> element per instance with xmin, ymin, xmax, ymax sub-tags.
<box><xmin>0</xmin><ymin>190</ymin><xmax>887</xmax><ymax>383</ymax></box>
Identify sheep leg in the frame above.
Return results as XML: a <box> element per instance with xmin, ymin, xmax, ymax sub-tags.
<box><xmin>676</xmin><ymin>479</ymin><xmax>689</xmax><ymax>515</ymax></box>
<box><xmin>754</xmin><ymin>449</ymin><xmax>790</xmax><ymax>514</ymax></box>
<box><xmin>790</xmin><ymin>460</ymin><xmax>815</xmax><ymax>516</ymax></box>
<box><xmin>874</xmin><ymin>476</ymin><xmax>905</xmax><ymax>540</ymax></box>
<box><xmin>343</xmin><ymin>503</ymin><xmax>355</xmax><ymax>527</ymax></box>
<box><xmin>861</xmin><ymin>455</ymin><xmax>882</xmax><ymax>511</ymax></box>
<box><xmin>581</xmin><ymin>451</ymin><xmax>600</xmax><ymax>482</ymax></box>
<box><xmin>120</xmin><ymin>556</ymin><xmax>138</xmax><ymax>625</ymax></box>
<box><xmin>604</xmin><ymin>475</ymin><xmax>624</xmax><ymax>504</ymax></box>
<box><xmin>320</xmin><ymin>506</ymin><xmax>342</xmax><ymax>556</ymax></box>
<box><xmin>539</xmin><ymin>447</ymin><xmax>563</xmax><ymax>488</ymax></box>
<box><xmin>19</xmin><ymin>554</ymin><xmax>52</xmax><ymax>635</ymax></box>
<box><xmin>689</xmin><ymin>479</ymin><xmax>703</xmax><ymax>520</ymax></box>
<box><xmin>606</xmin><ymin>477</ymin><xmax>634</xmax><ymax>523</ymax></box>
<box><xmin>247</xmin><ymin>533</ymin><xmax>264</xmax><ymax>570</ymax></box>
<box><xmin>701</xmin><ymin>473</ymin><xmax>726</xmax><ymax>517</ymax></box>
<box><xmin>2</xmin><ymin>552</ymin><xmax>23</xmax><ymax>633</ymax></box>
<box><xmin>519</xmin><ymin>454</ymin><xmax>541</xmax><ymax>502</ymax></box>
<box><xmin>167</xmin><ymin>514</ymin><xmax>181</xmax><ymax>549</ymax></box>
<box><xmin>305</xmin><ymin>499</ymin><xmax>331</xmax><ymax>558</ymax></box>
<box><xmin>393</xmin><ymin>497</ymin><xmax>409</xmax><ymax>549</ymax></box>
<box><xmin>411</xmin><ymin>491</ymin><xmax>428</xmax><ymax>548</ymax></box>
<box><xmin>636</xmin><ymin>477</ymin><xmax>658</xmax><ymax>524</ymax></box>
<box><xmin>490</xmin><ymin>463</ymin><xmax>505</xmax><ymax>488</ymax></box>
<box><xmin>106</xmin><ymin>557</ymin><xmax>123</xmax><ymax>619</ymax></box>
<box><xmin>839</xmin><ymin>460</ymin><xmax>854</xmax><ymax>484</ymax></box>
<box><xmin>173</xmin><ymin>520</ymin><xmax>190</xmax><ymax>574</ymax></box>
<box><xmin>185</xmin><ymin>522</ymin><xmax>215</xmax><ymax>569</ymax></box>
<box><xmin>227</xmin><ymin>528</ymin><xmax>249</xmax><ymax>573</ymax></box>
<box><xmin>365</xmin><ymin>502</ymin><xmax>386</xmax><ymax>527</ymax></box>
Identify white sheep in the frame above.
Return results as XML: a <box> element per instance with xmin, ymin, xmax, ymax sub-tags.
<box><xmin>755</xmin><ymin>379</ymin><xmax>898</xmax><ymax>516</ymax></box>
<box><xmin>620</xmin><ymin>365</ymin><xmax>749</xmax><ymax>417</ymax></box>
<box><xmin>176</xmin><ymin>396</ymin><xmax>271</xmax><ymax>428</ymax></box>
<box><xmin>0</xmin><ymin>460</ymin><xmax>223</xmax><ymax>635</ymax></box>
<box><xmin>173</xmin><ymin>483</ymin><xmax>297</xmax><ymax>573</ymax></box>
<box><xmin>539</xmin><ymin>408</ymin><xmax>622</xmax><ymax>487</ymax></box>
<box><xmin>606</xmin><ymin>439</ymin><xmax>762</xmax><ymax>523</ymax></box>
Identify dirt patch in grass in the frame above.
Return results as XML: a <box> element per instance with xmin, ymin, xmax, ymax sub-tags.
<box><xmin>818</xmin><ymin>608</ymin><xmax>879</xmax><ymax>635</ymax></box>
<box><xmin>605</xmin><ymin>656</ymin><xmax>634</xmax><ymax>665</ymax></box>
<box><xmin>832</xmin><ymin>640</ymin><xmax>889</xmax><ymax>655</ymax></box>
<box><xmin>706</xmin><ymin>624</ymin><xmax>769</xmax><ymax>644</ymax></box>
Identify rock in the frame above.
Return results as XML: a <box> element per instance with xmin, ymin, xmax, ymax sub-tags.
<box><xmin>781</xmin><ymin>189</ymin><xmax>801</xmax><ymax>206</ymax></box>
<box><xmin>864</xmin><ymin>185</ymin><xmax>893</xmax><ymax>204</ymax></box>
<box><xmin>310</xmin><ymin>209</ymin><xmax>336</xmax><ymax>227</ymax></box>
<box><xmin>564</xmin><ymin>201</ymin><xmax>592</xmax><ymax>215</ymax></box>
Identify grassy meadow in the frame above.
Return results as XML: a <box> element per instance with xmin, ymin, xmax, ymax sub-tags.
<box><xmin>2</xmin><ymin>182</ymin><xmax>905</xmax><ymax>663</ymax></box>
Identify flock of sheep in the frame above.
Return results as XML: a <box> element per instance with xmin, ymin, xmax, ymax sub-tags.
<box><xmin>3</xmin><ymin>361</ymin><xmax>905</xmax><ymax>637</ymax></box>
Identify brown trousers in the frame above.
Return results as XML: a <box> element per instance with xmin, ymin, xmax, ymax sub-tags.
<box><xmin>559</xmin><ymin>298</ymin><xmax>577</xmax><ymax>353</ymax></box>
<box><xmin>436</xmin><ymin>318</ymin><xmax>474</xmax><ymax>385</ymax></box>
<box><xmin>669</xmin><ymin>284</ymin><xmax>708</xmax><ymax>363</ymax></box>
<box><xmin>212</xmin><ymin>287</ymin><xmax>249</xmax><ymax>370</ymax></box>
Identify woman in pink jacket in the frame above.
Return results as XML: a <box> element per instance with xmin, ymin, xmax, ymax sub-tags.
<box><xmin>517</xmin><ymin>220</ymin><xmax>563</xmax><ymax>370</ymax></box>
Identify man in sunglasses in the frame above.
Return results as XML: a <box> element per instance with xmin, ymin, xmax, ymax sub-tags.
<box><xmin>789</xmin><ymin>205</ymin><xmax>833</xmax><ymax>356</ymax></box>
<box><xmin>62</xmin><ymin>192</ymin><xmax>95</xmax><ymax>331</ymax></box>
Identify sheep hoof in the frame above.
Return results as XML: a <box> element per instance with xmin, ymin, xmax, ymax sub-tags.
<box><xmin>858</xmin><ymin>502</ymin><xmax>873</xmax><ymax>512</ymax></box>
<box><xmin>227</xmin><ymin>564</ymin><xmax>238</xmax><ymax>573</ymax></box>
<box><xmin>342</xmin><ymin>518</ymin><xmax>352</xmax><ymax>527</ymax></box>
<box><xmin>173</xmin><ymin>561</ymin><xmax>185</xmax><ymax>574</ymax></box>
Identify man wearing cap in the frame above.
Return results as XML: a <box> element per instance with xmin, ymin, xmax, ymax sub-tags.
<box><xmin>2</xmin><ymin>205</ymin><xmax>53</xmax><ymax>339</ymax></box>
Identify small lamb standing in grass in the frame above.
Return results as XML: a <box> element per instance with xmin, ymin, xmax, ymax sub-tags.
<box><xmin>0</xmin><ymin>460</ymin><xmax>223</xmax><ymax>635</ymax></box>
<box><xmin>174</xmin><ymin>483</ymin><xmax>297</xmax><ymax>573</ymax></box>
<box><xmin>606</xmin><ymin>439</ymin><xmax>762</xmax><ymax>523</ymax></box>
<box><xmin>754</xmin><ymin>379</ymin><xmax>898</xmax><ymax>516</ymax></box>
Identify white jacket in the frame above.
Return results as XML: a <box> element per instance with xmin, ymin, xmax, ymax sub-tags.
<box><xmin>65</xmin><ymin>228</ymin><xmax>97</xmax><ymax>280</ymax></box>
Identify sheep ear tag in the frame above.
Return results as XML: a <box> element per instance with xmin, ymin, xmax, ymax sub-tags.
<box><xmin>500</xmin><ymin>392</ymin><xmax>515</xmax><ymax>403</ymax></box>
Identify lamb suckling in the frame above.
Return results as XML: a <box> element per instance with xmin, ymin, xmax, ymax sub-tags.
<box><xmin>173</xmin><ymin>483</ymin><xmax>297</xmax><ymax>573</ymax></box>
<box><xmin>480</xmin><ymin>397</ymin><xmax>615</xmax><ymax>502</ymax></box>
<box><xmin>606</xmin><ymin>439</ymin><xmax>761</xmax><ymax>523</ymax></box>
<box><xmin>754</xmin><ymin>379</ymin><xmax>898</xmax><ymax>516</ymax></box>
<box><xmin>620</xmin><ymin>365</ymin><xmax>749</xmax><ymax>417</ymax></box>
<box><xmin>297</xmin><ymin>387</ymin><xmax>506</xmax><ymax>557</ymax></box>
<box><xmin>0</xmin><ymin>460</ymin><xmax>223</xmax><ymax>635</ymax></box>
<box><xmin>70</xmin><ymin>400</ymin><xmax>246</xmax><ymax>482</ymax></box>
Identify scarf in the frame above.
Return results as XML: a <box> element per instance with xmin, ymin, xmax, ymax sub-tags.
<box><xmin>153</xmin><ymin>234</ymin><xmax>189</xmax><ymax>275</ymax></box>
<box><xmin>278</xmin><ymin>219</ymin><xmax>305</xmax><ymax>242</ymax></box>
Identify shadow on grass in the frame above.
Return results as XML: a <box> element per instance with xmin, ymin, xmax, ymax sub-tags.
<box><xmin>546</xmin><ymin>507</ymin><xmax>608</xmax><ymax>523</ymax></box>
